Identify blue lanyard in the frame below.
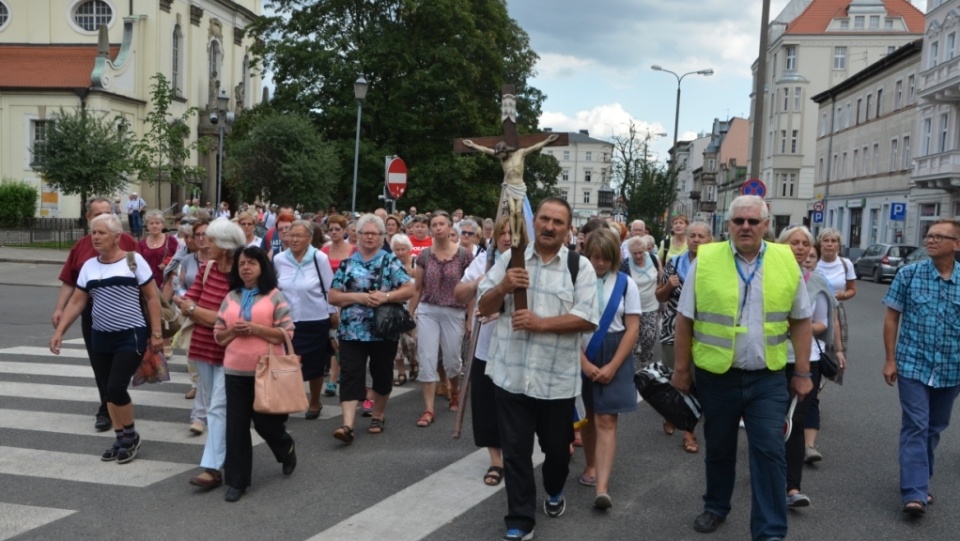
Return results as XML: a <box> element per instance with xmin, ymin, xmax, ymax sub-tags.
<box><xmin>733</xmin><ymin>245</ymin><xmax>764</xmax><ymax>326</ymax></box>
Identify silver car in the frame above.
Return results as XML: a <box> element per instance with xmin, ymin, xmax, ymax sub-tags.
<box><xmin>854</xmin><ymin>243</ymin><xmax>918</xmax><ymax>283</ymax></box>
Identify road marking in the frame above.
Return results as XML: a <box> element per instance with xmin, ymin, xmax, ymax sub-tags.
<box><xmin>0</xmin><ymin>346</ymin><xmax>88</xmax><ymax>359</ymax></box>
<box><xmin>0</xmin><ymin>446</ymin><xmax>194</xmax><ymax>488</ymax></box>
<box><xmin>0</xmin><ymin>360</ymin><xmax>192</xmax><ymax>385</ymax></box>
<box><xmin>63</xmin><ymin>338</ymin><xmax>85</xmax><ymax>345</ymax></box>
<box><xmin>307</xmin><ymin>448</ymin><xmax>545</xmax><ymax>541</ymax></box>
<box><xmin>0</xmin><ymin>381</ymin><xmax>193</xmax><ymax>410</ymax></box>
<box><xmin>0</xmin><ymin>503</ymin><xmax>75</xmax><ymax>541</ymax></box>
<box><xmin>0</xmin><ymin>409</ymin><xmax>252</xmax><ymax>446</ymax></box>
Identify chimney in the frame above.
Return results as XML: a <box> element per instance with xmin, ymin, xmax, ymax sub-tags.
<box><xmin>579</xmin><ymin>129</ymin><xmax>589</xmax><ymax>135</ymax></box>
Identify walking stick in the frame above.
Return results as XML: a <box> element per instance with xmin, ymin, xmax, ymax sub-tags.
<box><xmin>453</xmin><ymin>316</ymin><xmax>482</xmax><ymax>440</ymax></box>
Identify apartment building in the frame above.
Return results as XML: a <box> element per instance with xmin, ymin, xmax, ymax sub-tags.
<box><xmin>541</xmin><ymin>130</ymin><xmax>614</xmax><ymax>226</ymax></box>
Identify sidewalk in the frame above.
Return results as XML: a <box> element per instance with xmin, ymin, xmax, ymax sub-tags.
<box><xmin>0</xmin><ymin>246</ymin><xmax>69</xmax><ymax>266</ymax></box>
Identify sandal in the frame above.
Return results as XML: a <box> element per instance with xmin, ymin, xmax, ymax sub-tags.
<box><xmin>683</xmin><ymin>435</ymin><xmax>699</xmax><ymax>454</ymax></box>
<box><xmin>368</xmin><ymin>417</ymin><xmax>385</xmax><ymax>434</ymax></box>
<box><xmin>394</xmin><ymin>374</ymin><xmax>407</xmax><ymax>386</ymax></box>
<box><xmin>903</xmin><ymin>500</ymin><xmax>925</xmax><ymax>516</ymax></box>
<box><xmin>416</xmin><ymin>411</ymin><xmax>435</xmax><ymax>427</ymax></box>
<box><xmin>409</xmin><ymin>366</ymin><xmax>419</xmax><ymax>381</ymax></box>
<box><xmin>333</xmin><ymin>425</ymin><xmax>354</xmax><ymax>444</ymax></box>
<box><xmin>483</xmin><ymin>466</ymin><xmax>504</xmax><ymax>486</ymax></box>
<box><xmin>662</xmin><ymin>420</ymin><xmax>676</xmax><ymax>436</ymax></box>
<box><xmin>449</xmin><ymin>391</ymin><xmax>460</xmax><ymax>412</ymax></box>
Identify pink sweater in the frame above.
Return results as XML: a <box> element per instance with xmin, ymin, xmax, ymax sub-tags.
<box><xmin>214</xmin><ymin>289</ymin><xmax>295</xmax><ymax>375</ymax></box>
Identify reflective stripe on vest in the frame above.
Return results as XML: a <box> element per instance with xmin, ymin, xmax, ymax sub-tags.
<box><xmin>692</xmin><ymin>241</ymin><xmax>800</xmax><ymax>374</ymax></box>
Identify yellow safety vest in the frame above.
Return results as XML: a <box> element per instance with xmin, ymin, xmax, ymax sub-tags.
<box><xmin>692</xmin><ymin>241</ymin><xmax>799</xmax><ymax>374</ymax></box>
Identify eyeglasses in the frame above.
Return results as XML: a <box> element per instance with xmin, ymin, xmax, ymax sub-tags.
<box><xmin>924</xmin><ymin>233</ymin><xmax>959</xmax><ymax>243</ymax></box>
<box><xmin>731</xmin><ymin>217</ymin><xmax>763</xmax><ymax>227</ymax></box>
<box><xmin>460</xmin><ymin>231</ymin><xmax>476</xmax><ymax>237</ymax></box>
<box><xmin>359</xmin><ymin>231</ymin><xmax>382</xmax><ymax>237</ymax></box>
<box><xmin>194</xmin><ymin>233</ymin><xmax>207</xmax><ymax>238</ymax></box>
<box><xmin>239</xmin><ymin>222</ymin><xmax>255</xmax><ymax>227</ymax></box>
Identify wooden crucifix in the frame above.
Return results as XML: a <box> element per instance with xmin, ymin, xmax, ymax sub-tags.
<box><xmin>453</xmin><ymin>84</ymin><xmax>568</xmax><ymax>311</ymax></box>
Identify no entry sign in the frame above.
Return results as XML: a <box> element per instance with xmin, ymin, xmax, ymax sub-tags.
<box><xmin>385</xmin><ymin>157</ymin><xmax>407</xmax><ymax>199</ymax></box>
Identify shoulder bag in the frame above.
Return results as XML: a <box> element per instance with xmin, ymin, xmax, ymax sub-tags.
<box><xmin>371</xmin><ymin>253</ymin><xmax>415</xmax><ymax>339</ymax></box>
<box><xmin>254</xmin><ymin>331</ymin><xmax>308</xmax><ymax>414</ymax></box>
<box><xmin>126</xmin><ymin>252</ymin><xmax>182</xmax><ymax>338</ymax></box>
<box><xmin>815</xmin><ymin>338</ymin><xmax>840</xmax><ymax>379</ymax></box>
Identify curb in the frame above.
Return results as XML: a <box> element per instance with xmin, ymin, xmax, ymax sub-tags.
<box><xmin>0</xmin><ymin>258</ymin><xmax>65</xmax><ymax>266</ymax></box>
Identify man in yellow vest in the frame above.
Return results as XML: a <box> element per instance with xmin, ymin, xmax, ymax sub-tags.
<box><xmin>672</xmin><ymin>195</ymin><xmax>813</xmax><ymax>541</ymax></box>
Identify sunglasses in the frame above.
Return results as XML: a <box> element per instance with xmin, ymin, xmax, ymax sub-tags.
<box><xmin>731</xmin><ymin>217</ymin><xmax>763</xmax><ymax>227</ymax></box>
<box><xmin>460</xmin><ymin>231</ymin><xmax>476</xmax><ymax>237</ymax></box>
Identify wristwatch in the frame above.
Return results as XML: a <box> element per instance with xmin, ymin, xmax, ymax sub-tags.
<box><xmin>188</xmin><ymin>304</ymin><xmax>197</xmax><ymax>315</ymax></box>
<box><xmin>152</xmin><ymin>332</ymin><xmax>162</xmax><ymax>339</ymax></box>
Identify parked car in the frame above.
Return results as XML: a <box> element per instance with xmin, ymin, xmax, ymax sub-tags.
<box><xmin>898</xmin><ymin>247</ymin><xmax>960</xmax><ymax>269</ymax></box>
<box><xmin>854</xmin><ymin>243</ymin><xmax>918</xmax><ymax>283</ymax></box>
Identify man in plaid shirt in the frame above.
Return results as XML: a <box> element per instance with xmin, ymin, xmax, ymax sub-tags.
<box><xmin>882</xmin><ymin>219</ymin><xmax>960</xmax><ymax>517</ymax></box>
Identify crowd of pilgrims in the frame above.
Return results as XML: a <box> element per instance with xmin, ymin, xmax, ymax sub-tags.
<box><xmin>49</xmin><ymin>199</ymin><xmax>854</xmax><ymax>507</ymax></box>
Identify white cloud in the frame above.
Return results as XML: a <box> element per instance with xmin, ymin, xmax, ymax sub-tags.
<box><xmin>539</xmin><ymin>103</ymin><xmax>667</xmax><ymax>140</ymax></box>
<box><xmin>535</xmin><ymin>53</ymin><xmax>595</xmax><ymax>79</ymax></box>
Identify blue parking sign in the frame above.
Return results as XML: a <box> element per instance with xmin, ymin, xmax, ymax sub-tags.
<box><xmin>890</xmin><ymin>203</ymin><xmax>906</xmax><ymax>221</ymax></box>
<box><xmin>812</xmin><ymin>211</ymin><xmax>824</xmax><ymax>223</ymax></box>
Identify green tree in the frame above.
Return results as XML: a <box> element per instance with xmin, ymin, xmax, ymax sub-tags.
<box><xmin>612</xmin><ymin>122</ymin><xmax>678</xmax><ymax>231</ymax></box>
<box><xmin>224</xmin><ymin>112</ymin><xmax>341</xmax><ymax>210</ymax></box>
<box><xmin>0</xmin><ymin>179</ymin><xmax>39</xmax><ymax>227</ymax></box>
<box><xmin>135</xmin><ymin>73</ymin><xmax>208</xmax><ymax>204</ymax></box>
<box><xmin>31</xmin><ymin>107</ymin><xmax>138</xmax><ymax>228</ymax></box>
<box><xmin>249</xmin><ymin>0</ymin><xmax>545</xmax><ymax>215</ymax></box>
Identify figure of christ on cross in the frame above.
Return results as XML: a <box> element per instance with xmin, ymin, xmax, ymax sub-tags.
<box><xmin>461</xmin><ymin>134</ymin><xmax>559</xmax><ymax>248</ymax></box>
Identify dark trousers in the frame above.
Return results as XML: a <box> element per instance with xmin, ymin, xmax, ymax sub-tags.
<box><xmin>695</xmin><ymin>366</ymin><xmax>789</xmax><ymax>541</ymax></box>
<box><xmin>785</xmin><ymin>363</ymin><xmax>821</xmax><ymax>492</ymax></box>
<box><xmin>470</xmin><ymin>358</ymin><xmax>500</xmax><ymax>449</ymax></box>
<box><xmin>80</xmin><ymin>306</ymin><xmax>108</xmax><ymax>417</ymax></box>
<box><xmin>495</xmin><ymin>386</ymin><xmax>574</xmax><ymax>532</ymax></box>
<box><xmin>338</xmin><ymin>340</ymin><xmax>397</xmax><ymax>401</ymax></box>
<box><xmin>224</xmin><ymin>374</ymin><xmax>294</xmax><ymax>489</ymax></box>
<box><xmin>88</xmin><ymin>349</ymin><xmax>142</xmax><ymax>407</ymax></box>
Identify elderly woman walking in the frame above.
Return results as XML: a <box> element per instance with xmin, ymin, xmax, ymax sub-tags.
<box><xmin>50</xmin><ymin>213</ymin><xmax>162</xmax><ymax>463</ymax></box>
<box><xmin>620</xmin><ymin>235</ymin><xmax>661</xmax><ymax>371</ymax></box>
<box><xmin>275</xmin><ymin>219</ymin><xmax>337</xmax><ymax>419</ymax></box>
<box><xmin>391</xmin><ymin>233</ymin><xmax>419</xmax><ymax>385</ymax></box>
<box><xmin>328</xmin><ymin>214</ymin><xmax>415</xmax><ymax>443</ymax></box>
<box><xmin>174</xmin><ymin>218</ymin><xmax>246</xmax><ymax>490</ymax></box>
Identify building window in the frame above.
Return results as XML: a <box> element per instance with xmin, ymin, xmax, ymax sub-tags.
<box><xmin>931</xmin><ymin>41</ymin><xmax>939</xmax><ymax>69</ymax></box>
<box><xmin>561</xmin><ymin>169</ymin><xmax>569</xmax><ymax>182</ymax></box>
<box><xmin>785</xmin><ymin>46</ymin><xmax>796</xmax><ymax>70</ymax></box>
<box><xmin>780</xmin><ymin>130</ymin><xmax>787</xmax><ymax>153</ymax></box>
<box><xmin>876</xmin><ymin>88</ymin><xmax>883</xmax><ymax>117</ymax></box>
<box><xmin>819</xmin><ymin>158</ymin><xmax>824</xmax><ymax>180</ymax></box>
<box><xmin>862</xmin><ymin>146</ymin><xmax>869</xmax><ymax>174</ymax></box>
<box><xmin>820</xmin><ymin>112</ymin><xmax>827</xmax><ymax>136</ymax></box>
<box><xmin>885</xmin><ymin>19</ymin><xmax>894</xmax><ymax>29</ymax></box>
<box><xmin>865</xmin><ymin>94</ymin><xmax>872</xmax><ymax>121</ymax></box>
<box><xmin>172</xmin><ymin>25</ymin><xmax>183</xmax><ymax>94</ymax></box>
<box><xmin>872</xmin><ymin>143</ymin><xmax>880</xmax><ymax>174</ymax></box>
<box><xmin>208</xmin><ymin>39</ymin><xmax>221</xmax><ymax>79</ymax></box>
<box><xmin>782</xmin><ymin>88</ymin><xmax>789</xmax><ymax>112</ymax></box>
<box><xmin>779</xmin><ymin>173</ymin><xmax>796</xmax><ymax>198</ymax></box>
<box><xmin>940</xmin><ymin>113</ymin><xmax>950</xmax><ymax>152</ymax></box>
<box><xmin>585</xmin><ymin>151</ymin><xmax>592</xmax><ymax>162</ymax></box>
<box><xmin>583</xmin><ymin>190</ymin><xmax>590</xmax><ymax>204</ymax></box>
<box><xmin>30</xmin><ymin>120</ymin><xmax>49</xmax><ymax>165</ymax></box>
<box><xmin>903</xmin><ymin>135</ymin><xmax>911</xmax><ymax>169</ymax></box>
<box><xmin>856</xmin><ymin>98</ymin><xmax>862</xmax><ymax>124</ymax></box>
<box><xmin>0</xmin><ymin>2</ymin><xmax>9</xmax><ymax>30</ymax></box>
<box><xmin>834</xmin><ymin>47</ymin><xmax>846</xmax><ymax>69</ymax></box>
<box><xmin>73</xmin><ymin>0</ymin><xmax>112</xmax><ymax>32</ymax></box>
<box><xmin>832</xmin><ymin>154</ymin><xmax>839</xmax><ymax>179</ymax></box>
<box><xmin>890</xmin><ymin>139</ymin><xmax>899</xmax><ymax>171</ymax></box>
<box><xmin>840</xmin><ymin>19</ymin><xmax>849</xmax><ymax>30</ymax></box>
<box><xmin>908</xmin><ymin>75</ymin><xmax>915</xmax><ymax>103</ymax></box>
<box><xmin>562</xmin><ymin>150</ymin><xmax>570</xmax><ymax>161</ymax></box>
<box><xmin>584</xmin><ymin>170</ymin><xmax>592</xmax><ymax>182</ymax></box>
<box><xmin>841</xmin><ymin>152</ymin><xmax>848</xmax><ymax>179</ymax></box>
<box><xmin>854</xmin><ymin>15</ymin><xmax>864</xmax><ymax>29</ymax></box>
<box><xmin>869</xmin><ymin>15</ymin><xmax>879</xmax><ymax>29</ymax></box>
<box><xmin>853</xmin><ymin>148</ymin><xmax>860</xmax><ymax>177</ymax></box>
<box><xmin>887</xmin><ymin>45</ymin><xmax>896</xmax><ymax>55</ymax></box>
<box><xmin>791</xmin><ymin>130</ymin><xmax>798</xmax><ymax>153</ymax></box>
<box><xmin>949</xmin><ymin>32</ymin><xmax>957</xmax><ymax>60</ymax></box>
<box><xmin>793</xmin><ymin>87</ymin><xmax>801</xmax><ymax>111</ymax></box>
<box><xmin>894</xmin><ymin>80</ymin><xmax>902</xmax><ymax>109</ymax></box>
<box><xmin>845</xmin><ymin>103</ymin><xmax>851</xmax><ymax>128</ymax></box>
<box><xmin>561</xmin><ymin>190</ymin><xmax>568</xmax><ymax>201</ymax></box>
<box><xmin>835</xmin><ymin>106</ymin><xmax>842</xmax><ymax>132</ymax></box>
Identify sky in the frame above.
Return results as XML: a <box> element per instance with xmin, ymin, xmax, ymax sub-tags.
<box><xmin>505</xmin><ymin>0</ymin><xmax>927</xmax><ymax>162</ymax></box>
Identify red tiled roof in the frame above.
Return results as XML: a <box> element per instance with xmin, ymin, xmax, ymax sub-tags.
<box><xmin>0</xmin><ymin>45</ymin><xmax>120</xmax><ymax>89</ymax></box>
<box><xmin>785</xmin><ymin>0</ymin><xmax>924</xmax><ymax>34</ymax></box>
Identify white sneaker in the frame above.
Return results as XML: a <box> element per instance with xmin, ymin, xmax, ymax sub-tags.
<box><xmin>786</xmin><ymin>492</ymin><xmax>811</xmax><ymax>508</ymax></box>
<box><xmin>189</xmin><ymin>421</ymin><xmax>205</xmax><ymax>435</ymax></box>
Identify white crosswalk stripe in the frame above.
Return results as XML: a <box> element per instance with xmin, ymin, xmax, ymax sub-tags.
<box><xmin>0</xmin><ymin>447</ymin><xmax>195</xmax><ymax>487</ymax></box>
<box><xmin>0</xmin><ymin>503</ymin><xmax>75</xmax><ymax>541</ymax></box>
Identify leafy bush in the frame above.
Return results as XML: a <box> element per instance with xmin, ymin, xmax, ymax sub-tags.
<box><xmin>0</xmin><ymin>179</ymin><xmax>38</xmax><ymax>227</ymax></box>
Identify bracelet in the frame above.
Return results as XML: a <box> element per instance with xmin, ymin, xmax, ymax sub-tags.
<box><xmin>792</xmin><ymin>372</ymin><xmax>813</xmax><ymax>378</ymax></box>
<box><xmin>151</xmin><ymin>332</ymin><xmax>162</xmax><ymax>339</ymax></box>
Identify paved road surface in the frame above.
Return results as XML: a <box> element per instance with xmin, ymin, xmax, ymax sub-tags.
<box><xmin>1</xmin><ymin>277</ymin><xmax>959</xmax><ymax>541</ymax></box>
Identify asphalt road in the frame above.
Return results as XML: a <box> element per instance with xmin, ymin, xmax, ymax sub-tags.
<box><xmin>1</xmin><ymin>276</ymin><xmax>959</xmax><ymax>541</ymax></box>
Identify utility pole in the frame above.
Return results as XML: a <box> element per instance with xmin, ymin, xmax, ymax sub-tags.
<box><xmin>749</xmin><ymin>0</ymin><xmax>771</xmax><ymax>180</ymax></box>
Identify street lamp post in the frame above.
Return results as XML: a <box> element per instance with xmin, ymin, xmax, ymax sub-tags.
<box><xmin>212</xmin><ymin>89</ymin><xmax>234</xmax><ymax>209</ymax></box>
<box><xmin>651</xmin><ymin>65</ymin><xmax>714</xmax><ymax>170</ymax></box>
<box><xmin>350</xmin><ymin>74</ymin><xmax>369</xmax><ymax>215</ymax></box>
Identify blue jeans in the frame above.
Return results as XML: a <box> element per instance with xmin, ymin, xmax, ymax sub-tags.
<box><xmin>195</xmin><ymin>361</ymin><xmax>226</xmax><ymax>471</ymax></box>
<box><xmin>128</xmin><ymin>212</ymin><xmax>143</xmax><ymax>237</ymax></box>
<box><xmin>695</xmin><ymin>366</ymin><xmax>789</xmax><ymax>541</ymax></box>
<box><xmin>898</xmin><ymin>376</ymin><xmax>960</xmax><ymax>504</ymax></box>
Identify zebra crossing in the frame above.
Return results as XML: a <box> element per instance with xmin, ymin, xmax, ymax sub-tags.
<box><xmin>0</xmin><ymin>337</ymin><xmax>415</xmax><ymax>539</ymax></box>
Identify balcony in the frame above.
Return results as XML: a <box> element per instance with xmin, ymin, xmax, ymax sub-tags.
<box><xmin>912</xmin><ymin>150</ymin><xmax>960</xmax><ymax>191</ymax></box>
<box><xmin>919</xmin><ymin>55</ymin><xmax>960</xmax><ymax>103</ymax></box>
<box><xmin>700</xmin><ymin>201</ymin><xmax>717</xmax><ymax>213</ymax></box>
<box><xmin>689</xmin><ymin>191</ymin><xmax>701</xmax><ymax>200</ymax></box>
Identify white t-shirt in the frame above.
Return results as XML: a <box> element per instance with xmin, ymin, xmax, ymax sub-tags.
<box><xmin>580</xmin><ymin>273</ymin><xmax>641</xmax><ymax>349</ymax></box>
<box><xmin>77</xmin><ymin>252</ymin><xmax>154</xmax><ymax>332</ymax></box>
<box><xmin>462</xmin><ymin>254</ymin><xmax>496</xmax><ymax>361</ymax></box>
<box><xmin>247</xmin><ymin>236</ymin><xmax>263</xmax><ymax>248</ymax></box>
<box><xmin>182</xmin><ymin>204</ymin><xmax>191</xmax><ymax>215</ymax></box>
<box><xmin>816</xmin><ymin>257</ymin><xmax>854</xmax><ymax>293</ymax></box>
<box><xmin>274</xmin><ymin>249</ymin><xmax>336</xmax><ymax>322</ymax></box>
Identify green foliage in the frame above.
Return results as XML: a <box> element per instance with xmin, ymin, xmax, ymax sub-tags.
<box><xmin>135</xmin><ymin>73</ymin><xmax>209</xmax><ymax>188</ymax></box>
<box><xmin>612</xmin><ymin>122</ymin><xmax>678</xmax><ymax>229</ymax></box>
<box><xmin>224</xmin><ymin>112</ymin><xmax>341</xmax><ymax>210</ymax></box>
<box><xmin>30</xmin><ymin>108</ymin><xmax>137</xmax><ymax>198</ymax></box>
<box><xmin>249</xmin><ymin>0</ymin><xmax>545</xmax><ymax>216</ymax></box>
<box><xmin>0</xmin><ymin>179</ymin><xmax>38</xmax><ymax>227</ymax></box>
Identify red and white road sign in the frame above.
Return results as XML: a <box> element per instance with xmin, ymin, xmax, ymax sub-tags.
<box><xmin>385</xmin><ymin>157</ymin><xmax>408</xmax><ymax>199</ymax></box>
